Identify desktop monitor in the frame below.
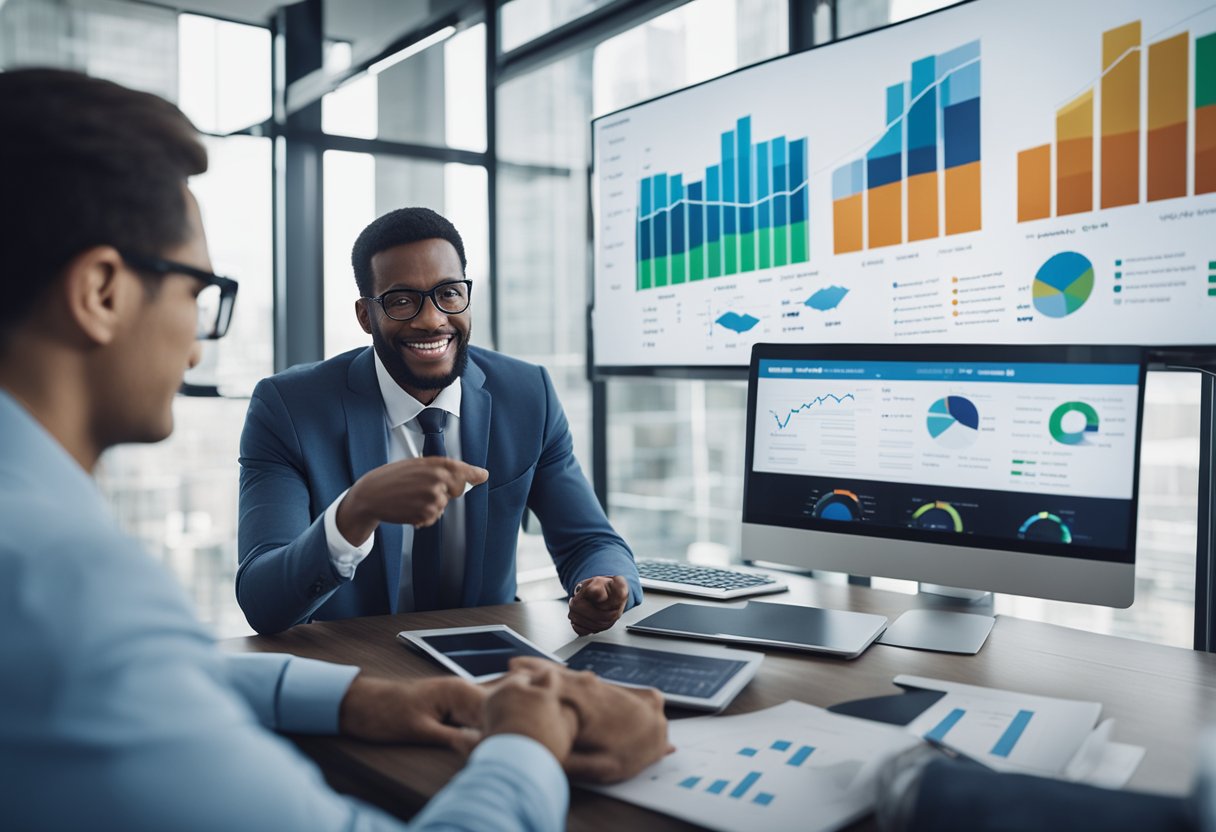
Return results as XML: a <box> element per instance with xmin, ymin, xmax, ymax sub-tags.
<box><xmin>742</xmin><ymin>344</ymin><xmax>1146</xmax><ymax>607</ymax></box>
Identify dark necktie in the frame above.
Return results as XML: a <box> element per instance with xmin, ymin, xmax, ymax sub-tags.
<box><xmin>411</xmin><ymin>407</ymin><xmax>447</xmax><ymax>611</ymax></box>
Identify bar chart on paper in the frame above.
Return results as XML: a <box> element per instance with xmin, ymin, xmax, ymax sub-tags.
<box><xmin>597</xmin><ymin>701</ymin><xmax>919</xmax><ymax>832</ymax></box>
<box><xmin>902</xmin><ymin>676</ymin><xmax>1103</xmax><ymax>776</ymax></box>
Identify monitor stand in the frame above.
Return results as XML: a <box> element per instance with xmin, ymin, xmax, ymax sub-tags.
<box><xmin>876</xmin><ymin>584</ymin><xmax>995</xmax><ymax>654</ymax></box>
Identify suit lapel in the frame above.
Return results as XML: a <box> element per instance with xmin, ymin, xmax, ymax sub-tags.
<box><xmin>344</xmin><ymin>348</ymin><xmax>402</xmax><ymax>612</ymax></box>
<box><xmin>459</xmin><ymin>356</ymin><xmax>491</xmax><ymax>606</ymax></box>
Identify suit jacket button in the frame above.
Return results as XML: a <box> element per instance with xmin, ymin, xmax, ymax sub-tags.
<box><xmin>310</xmin><ymin>580</ymin><xmax>324</xmax><ymax>597</ymax></box>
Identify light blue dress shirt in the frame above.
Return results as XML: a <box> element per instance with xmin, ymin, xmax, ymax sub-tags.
<box><xmin>0</xmin><ymin>390</ymin><xmax>566</xmax><ymax>831</ymax></box>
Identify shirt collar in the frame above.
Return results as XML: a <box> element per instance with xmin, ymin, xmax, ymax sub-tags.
<box><xmin>373</xmin><ymin>350</ymin><xmax>462</xmax><ymax>429</ymax></box>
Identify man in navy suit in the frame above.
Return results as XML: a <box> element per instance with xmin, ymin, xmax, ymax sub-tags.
<box><xmin>237</xmin><ymin>208</ymin><xmax>641</xmax><ymax>635</ymax></box>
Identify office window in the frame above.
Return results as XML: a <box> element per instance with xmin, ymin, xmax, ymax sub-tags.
<box><xmin>177</xmin><ymin>14</ymin><xmax>271</xmax><ymax>134</ymax></box>
<box><xmin>322</xmin><ymin>23</ymin><xmax>486</xmax><ymax>152</ymax></box>
<box><xmin>0</xmin><ymin>0</ymin><xmax>176</xmax><ymax>99</ymax></box>
<box><xmin>95</xmin><ymin>16</ymin><xmax>272</xmax><ymax>639</ymax></box>
<box><xmin>322</xmin><ymin>151</ymin><xmax>491</xmax><ymax>359</ymax></box>
<box><xmin>500</xmin><ymin>0</ymin><xmax>614</xmax><ymax>52</ymax></box>
<box><xmin>837</xmin><ymin>0</ymin><xmax>965</xmax><ymax>39</ymax></box>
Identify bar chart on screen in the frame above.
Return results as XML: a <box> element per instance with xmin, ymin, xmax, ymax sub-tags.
<box><xmin>592</xmin><ymin>0</ymin><xmax>1216</xmax><ymax>369</ymax></box>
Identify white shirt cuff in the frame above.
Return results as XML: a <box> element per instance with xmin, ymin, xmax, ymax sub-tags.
<box><xmin>323</xmin><ymin>488</ymin><xmax>375</xmax><ymax>578</ymax></box>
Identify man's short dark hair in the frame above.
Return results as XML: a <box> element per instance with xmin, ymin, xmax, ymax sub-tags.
<box><xmin>0</xmin><ymin>68</ymin><xmax>207</xmax><ymax>336</ymax></box>
<box><xmin>350</xmin><ymin>207</ymin><xmax>467</xmax><ymax>296</ymax></box>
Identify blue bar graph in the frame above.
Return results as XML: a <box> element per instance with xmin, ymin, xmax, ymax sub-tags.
<box><xmin>707</xmin><ymin>779</ymin><xmax>730</xmax><ymax>795</ymax></box>
<box><xmin>770</xmin><ymin>740</ymin><xmax>792</xmax><ymax>751</ymax></box>
<box><xmin>679</xmin><ymin>776</ymin><xmax>702</xmax><ymax>789</ymax></box>
<box><xmin>635</xmin><ymin>115</ymin><xmax>810</xmax><ymax>288</ymax></box>
<box><xmin>729</xmin><ymin>771</ymin><xmax>762</xmax><ymax>799</ymax></box>
<box><xmin>738</xmin><ymin>747</ymin><xmax>758</xmax><ymax>757</ymax></box>
<box><xmin>990</xmin><ymin>710</ymin><xmax>1034</xmax><ymax>757</ymax></box>
<box><xmin>754</xmin><ymin>792</ymin><xmax>775</xmax><ymax>806</ymax></box>
<box><xmin>925</xmin><ymin>708</ymin><xmax>967</xmax><ymax>742</ymax></box>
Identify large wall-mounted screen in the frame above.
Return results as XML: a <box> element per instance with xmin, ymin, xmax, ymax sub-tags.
<box><xmin>591</xmin><ymin>0</ymin><xmax>1216</xmax><ymax>372</ymax></box>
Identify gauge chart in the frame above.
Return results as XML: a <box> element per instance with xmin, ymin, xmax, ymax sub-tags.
<box><xmin>912</xmin><ymin>500</ymin><xmax>965</xmax><ymax>532</ymax></box>
<box><xmin>813</xmin><ymin>489</ymin><xmax>862</xmax><ymax>522</ymax></box>
<box><xmin>1017</xmin><ymin>511</ymin><xmax>1073</xmax><ymax>543</ymax></box>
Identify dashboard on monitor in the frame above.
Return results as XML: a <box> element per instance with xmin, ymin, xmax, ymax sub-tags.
<box><xmin>742</xmin><ymin>344</ymin><xmax>1145</xmax><ymax>607</ymax></box>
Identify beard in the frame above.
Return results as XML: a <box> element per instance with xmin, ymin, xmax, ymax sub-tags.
<box><xmin>370</xmin><ymin>324</ymin><xmax>470</xmax><ymax>392</ymax></box>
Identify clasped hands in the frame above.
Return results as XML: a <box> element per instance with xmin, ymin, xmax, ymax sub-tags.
<box><xmin>340</xmin><ymin>658</ymin><xmax>670</xmax><ymax>784</ymax></box>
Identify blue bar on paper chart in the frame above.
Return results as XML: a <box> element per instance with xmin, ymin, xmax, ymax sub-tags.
<box><xmin>670</xmin><ymin>175</ymin><xmax>685</xmax><ymax>257</ymax></box>
<box><xmin>737</xmin><ymin>116</ymin><xmax>753</xmax><ymax>236</ymax></box>
<box><xmin>753</xmin><ymin>793</ymin><xmax>775</xmax><ymax>806</ymax></box>
<box><xmin>925</xmin><ymin>708</ymin><xmax>966</xmax><ymax>743</ymax></box>
<box><xmin>729</xmin><ymin>771</ymin><xmax>762</xmax><ymax>799</ymax></box>
<box><xmin>787</xmin><ymin>745</ymin><xmax>815</xmax><ymax>767</ymax></box>
<box><xmin>771</xmin><ymin>740</ymin><xmax>792</xmax><ymax>752</ymax></box>
<box><xmin>738</xmin><ymin>747</ymin><xmax>758</xmax><ymax>757</ymax></box>
<box><xmin>707</xmin><ymin>779</ymin><xmax>730</xmax><ymax>795</ymax></box>
<box><xmin>990</xmin><ymin>710</ymin><xmax>1034</xmax><ymax>758</ymax></box>
<box><xmin>679</xmin><ymin>776</ymin><xmax>701</xmax><ymax>789</ymax></box>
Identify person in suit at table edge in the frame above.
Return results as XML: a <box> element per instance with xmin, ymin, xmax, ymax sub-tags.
<box><xmin>236</xmin><ymin>206</ymin><xmax>640</xmax><ymax>635</ymax></box>
<box><xmin>0</xmin><ymin>68</ymin><xmax>668</xmax><ymax>832</ymax></box>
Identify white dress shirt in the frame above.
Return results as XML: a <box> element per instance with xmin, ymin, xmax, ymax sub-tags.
<box><xmin>322</xmin><ymin>352</ymin><xmax>468</xmax><ymax>611</ymax></box>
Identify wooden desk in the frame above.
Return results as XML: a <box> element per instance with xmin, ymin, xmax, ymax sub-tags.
<box><xmin>226</xmin><ymin>577</ymin><xmax>1216</xmax><ymax>830</ymax></box>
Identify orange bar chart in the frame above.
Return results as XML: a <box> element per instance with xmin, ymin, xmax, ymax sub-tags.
<box><xmin>1100</xmin><ymin>22</ymin><xmax>1141</xmax><ymax>209</ymax></box>
<box><xmin>832</xmin><ymin>193</ymin><xmax>863</xmax><ymax>254</ymax></box>
<box><xmin>1147</xmin><ymin>33</ymin><xmax>1189</xmax><ymax>201</ymax></box>
<box><xmin>1017</xmin><ymin>21</ymin><xmax>1216</xmax><ymax>221</ymax></box>
<box><xmin>1056</xmin><ymin>89</ymin><xmax>1094</xmax><ymax>216</ymax></box>
<box><xmin>1017</xmin><ymin>145</ymin><xmax>1051</xmax><ymax>221</ymax></box>
<box><xmin>907</xmin><ymin>171</ymin><xmax>939</xmax><ymax>242</ymax></box>
<box><xmin>868</xmin><ymin>181</ymin><xmax>902</xmax><ymax>248</ymax></box>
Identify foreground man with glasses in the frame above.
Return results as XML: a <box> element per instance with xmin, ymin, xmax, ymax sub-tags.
<box><xmin>0</xmin><ymin>68</ymin><xmax>667</xmax><ymax>831</ymax></box>
<box><xmin>236</xmin><ymin>207</ymin><xmax>642</xmax><ymax>637</ymax></box>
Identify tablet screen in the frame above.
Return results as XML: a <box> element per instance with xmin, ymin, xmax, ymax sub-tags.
<box><xmin>566</xmin><ymin>642</ymin><xmax>747</xmax><ymax>699</ymax></box>
<box><xmin>419</xmin><ymin>630</ymin><xmax>556</xmax><ymax>678</ymax></box>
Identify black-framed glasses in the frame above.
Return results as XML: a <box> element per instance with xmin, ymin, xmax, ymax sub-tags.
<box><xmin>120</xmin><ymin>251</ymin><xmax>239</xmax><ymax>340</ymax></box>
<box><xmin>362</xmin><ymin>279</ymin><xmax>473</xmax><ymax>321</ymax></box>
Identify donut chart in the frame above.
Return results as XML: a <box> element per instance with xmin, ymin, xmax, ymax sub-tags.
<box><xmin>1049</xmin><ymin>401</ymin><xmax>1099</xmax><ymax>445</ymax></box>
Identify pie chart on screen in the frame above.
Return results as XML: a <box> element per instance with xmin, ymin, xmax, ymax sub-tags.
<box><xmin>1033</xmin><ymin>251</ymin><xmax>1094</xmax><ymax>318</ymax></box>
<box><xmin>926</xmin><ymin>396</ymin><xmax>980</xmax><ymax>450</ymax></box>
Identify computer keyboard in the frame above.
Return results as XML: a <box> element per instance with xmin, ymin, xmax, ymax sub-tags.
<box><xmin>636</xmin><ymin>559</ymin><xmax>788</xmax><ymax>600</ymax></box>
